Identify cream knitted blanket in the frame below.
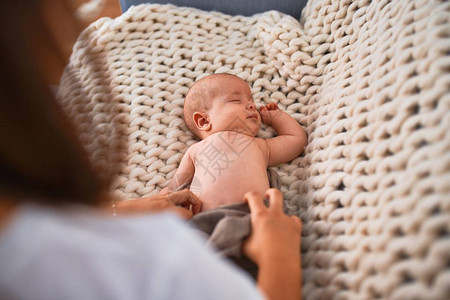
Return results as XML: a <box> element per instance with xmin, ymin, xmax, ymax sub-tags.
<box><xmin>58</xmin><ymin>0</ymin><xmax>450</xmax><ymax>298</ymax></box>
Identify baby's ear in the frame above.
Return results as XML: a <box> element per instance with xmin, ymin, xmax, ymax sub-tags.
<box><xmin>193</xmin><ymin>112</ymin><xmax>211</xmax><ymax>132</ymax></box>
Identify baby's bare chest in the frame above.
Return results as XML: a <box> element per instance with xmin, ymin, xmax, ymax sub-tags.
<box><xmin>192</xmin><ymin>132</ymin><xmax>266</xmax><ymax>181</ymax></box>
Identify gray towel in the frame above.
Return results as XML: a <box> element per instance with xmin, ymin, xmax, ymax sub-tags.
<box><xmin>190</xmin><ymin>202</ymin><xmax>251</xmax><ymax>257</ymax></box>
<box><xmin>187</xmin><ymin>169</ymin><xmax>282</xmax><ymax>278</ymax></box>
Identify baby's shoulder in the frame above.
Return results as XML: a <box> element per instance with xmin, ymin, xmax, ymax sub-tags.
<box><xmin>187</xmin><ymin>137</ymin><xmax>216</xmax><ymax>156</ymax></box>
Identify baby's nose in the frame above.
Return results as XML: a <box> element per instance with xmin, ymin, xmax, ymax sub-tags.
<box><xmin>247</xmin><ymin>103</ymin><xmax>255</xmax><ymax>110</ymax></box>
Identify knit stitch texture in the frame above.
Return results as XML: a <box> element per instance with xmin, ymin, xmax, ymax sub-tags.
<box><xmin>58</xmin><ymin>1</ymin><xmax>450</xmax><ymax>298</ymax></box>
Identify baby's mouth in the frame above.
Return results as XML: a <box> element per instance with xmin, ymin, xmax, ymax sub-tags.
<box><xmin>247</xmin><ymin>114</ymin><xmax>259</xmax><ymax>121</ymax></box>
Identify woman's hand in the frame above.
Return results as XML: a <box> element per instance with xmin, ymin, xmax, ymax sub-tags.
<box><xmin>114</xmin><ymin>189</ymin><xmax>202</xmax><ymax>219</ymax></box>
<box><xmin>243</xmin><ymin>188</ymin><xmax>302</xmax><ymax>300</ymax></box>
<box><xmin>243</xmin><ymin>188</ymin><xmax>301</xmax><ymax>264</ymax></box>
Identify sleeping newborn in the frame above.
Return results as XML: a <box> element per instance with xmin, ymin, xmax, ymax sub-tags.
<box><xmin>168</xmin><ymin>73</ymin><xmax>307</xmax><ymax>211</ymax></box>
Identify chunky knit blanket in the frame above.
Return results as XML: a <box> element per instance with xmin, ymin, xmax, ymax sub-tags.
<box><xmin>58</xmin><ymin>0</ymin><xmax>450</xmax><ymax>299</ymax></box>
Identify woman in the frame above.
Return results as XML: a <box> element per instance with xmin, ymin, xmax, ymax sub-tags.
<box><xmin>0</xmin><ymin>1</ymin><xmax>302</xmax><ymax>299</ymax></box>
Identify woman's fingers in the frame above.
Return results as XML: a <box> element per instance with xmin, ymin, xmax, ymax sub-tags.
<box><xmin>159</xmin><ymin>187</ymin><xmax>169</xmax><ymax>195</ymax></box>
<box><xmin>246</xmin><ymin>189</ymin><xmax>285</xmax><ymax>214</ymax></box>
<box><xmin>189</xmin><ymin>192</ymin><xmax>202</xmax><ymax>214</ymax></box>
<box><xmin>290</xmin><ymin>215</ymin><xmax>302</xmax><ymax>230</ymax></box>
<box><xmin>243</xmin><ymin>188</ymin><xmax>302</xmax><ymax>269</ymax></box>
<box><xmin>265</xmin><ymin>188</ymin><xmax>283</xmax><ymax>212</ymax></box>
<box><xmin>170</xmin><ymin>206</ymin><xmax>193</xmax><ymax>220</ymax></box>
<box><xmin>168</xmin><ymin>189</ymin><xmax>202</xmax><ymax>214</ymax></box>
<box><xmin>168</xmin><ymin>189</ymin><xmax>190</xmax><ymax>205</ymax></box>
<box><xmin>244</xmin><ymin>191</ymin><xmax>266</xmax><ymax>214</ymax></box>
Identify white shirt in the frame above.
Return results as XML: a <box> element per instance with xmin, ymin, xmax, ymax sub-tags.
<box><xmin>0</xmin><ymin>204</ymin><xmax>263</xmax><ymax>300</ymax></box>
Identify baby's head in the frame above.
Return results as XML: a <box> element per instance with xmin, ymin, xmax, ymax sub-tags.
<box><xmin>183</xmin><ymin>73</ymin><xmax>261</xmax><ymax>139</ymax></box>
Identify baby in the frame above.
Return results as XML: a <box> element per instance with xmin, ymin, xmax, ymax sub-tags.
<box><xmin>168</xmin><ymin>73</ymin><xmax>307</xmax><ymax>211</ymax></box>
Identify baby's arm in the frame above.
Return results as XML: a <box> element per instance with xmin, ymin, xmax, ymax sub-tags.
<box><xmin>167</xmin><ymin>147</ymin><xmax>196</xmax><ymax>191</ymax></box>
<box><xmin>259</xmin><ymin>103</ymin><xmax>307</xmax><ymax>167</ymax></box>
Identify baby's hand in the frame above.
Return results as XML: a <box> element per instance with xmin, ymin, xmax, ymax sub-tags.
<box><xmin>259</xmin><ymin>103</ymin><xmax>281</xmax><ymax>125</ymax></box>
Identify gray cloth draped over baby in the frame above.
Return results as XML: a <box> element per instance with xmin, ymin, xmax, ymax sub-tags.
<box><xmin>178</xmin><ymin>168</ymin><xmax>284</xmax><ymax>279</ymax></box>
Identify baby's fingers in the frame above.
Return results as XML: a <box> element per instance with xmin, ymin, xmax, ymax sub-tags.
<box><xmin>267</xmin><ymin>102</ymin><xmax>278</xmax><ymax>110</ymax></box>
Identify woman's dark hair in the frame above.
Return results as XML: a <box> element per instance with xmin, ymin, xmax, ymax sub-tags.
<box><xmin>0</xmin><ymin>0</ymin><xmax>106</xmax><ymax>205</ymax></box>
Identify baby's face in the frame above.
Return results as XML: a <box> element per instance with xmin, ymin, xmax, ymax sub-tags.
<box><xmin>206</xmin><ymin>76</ymin><xmax>261</xmax><ymax>136</ymax></box>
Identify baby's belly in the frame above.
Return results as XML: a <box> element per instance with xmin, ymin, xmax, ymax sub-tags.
<box><xmin>191</xmin><ymin>165</ymin><xmax>270</xmax><ymax>211</ymax></box>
